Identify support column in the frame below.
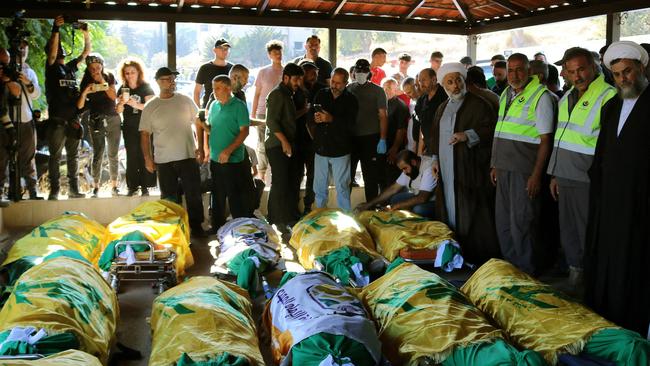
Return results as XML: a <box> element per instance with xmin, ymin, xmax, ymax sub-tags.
<box><xmin>328</xmin><ymin>27</ymin><xmax>337</xmax><ymax>67</ymax></box>
<box><xmin>466</xmin><ymin>34</ymin><xmax>478</xmax><ymax>62</ymax></box>
<box><xmin>167</xmin><ymin>21</ymin><xmax>176</xmax><ymax>69</ymax></box>
<box><xmin>606</xmin><ymin>12</ymin><xmax>621</xmax><ymax>45</ymax></box>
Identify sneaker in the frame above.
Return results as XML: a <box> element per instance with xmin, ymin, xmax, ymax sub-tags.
<box><xmin>126</xmin><ymin>188</ymin><xmax>138</xmax><ymax>197</ymax></box>
<box><xmin>68</xmin><ymin>190</ymin><xmax>85</xmax><ymax>199</ymax></box>
<box><xmin>28</xmin><ymin>190</ymin><xmax>44</xmax><ymax>200</ymax></box>
<box><xmin>141</xmin><ymin>187</ymin><xmax>149</xmax><ymax>196</ymax></box>
<box><xmin>92</xmin><ymin>188</ymin><xmax>99</xmax><ymax>198</ymax></box>
<box><xmin>112</xmin><ymin>187</ymin><xmax>120</xmax><ymax>197</ymax></box>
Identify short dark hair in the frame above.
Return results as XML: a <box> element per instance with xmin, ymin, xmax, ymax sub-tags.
<box><xmin>283</xmin><ymin>63</ymin><xmax>305</xmax><ymax>78</ymax></box>
<box><xmin>491</xmin><ymin>54</ymin><xmax>506</xmax><ymax>62</ymax></box>
<box><xmin>331</xmin><ymin>67</ymin><xmax>349</xmax><ymax>83</ymax></box>
<box><xmin>430</xmin><ymin>51</ymin><xmax>443</xmax><ymax>60</ymax></box>
<box><xmin>401</xmin><ymin>76</ymin><xmax>415</xmax><ymax>89</ymax></box>
<box><xmin>396</xmin><ymin>149</ymin><xmax>418</xmax><ymax>165</ymax></box>
<box><xmin>529</xmin><ymin>60</ymin><xmax>549</xmax><ymax>81</ymax></box>
<box><xmin>372</xmin><ymin>48</ymin><xmax>387</xmax><ymax>57</ymax></box>
<box><xmin>460</xmin><ymin>56</ymin><xmax>473</xmax><ymax>65</ymax></box>
<box><xmin>266</xmin><ymin>40</ymin><xmax>283</xmax><ymax>53</ymax></box>
<box><xmin>306</xmin><ymin>35</ymin><xmax>320</xmax><ymax>44</ymax></box>
<box><xmin>508</xmin><ymin>53</ymin><xmax>529</xmax><ymax>67</ymax></box>
<box><xmin>466</xmin><ymin>66</ymin><xmax>487</xmax><ymax>88</ymax></box>
<box><xmin>420</xmin><ymin>68</ymin><xmax>436</xmax><ymax>78</ymax></box>
<box><xmin>534</xmin><ymin>52</ymin><xmax>545</xmax><ymax>58</ymax></box>
<box><xmin>562</xmin><ymin>47</ymin><xmax>595</xmax><ymax>66</ymax></box>
<box><xmin>398</xmin><ymin>53</ymin><xmax>412</xmax><ymax>62</ymax></box>
<box><xmin>212</xmin><ymin>74</ymin><xmax>231</xmax><ymax>87</ymax></box>
<box><xmin>494</xmin><ymin>60</ymin><xmax>507</xmax><ymax>70</ymax></box>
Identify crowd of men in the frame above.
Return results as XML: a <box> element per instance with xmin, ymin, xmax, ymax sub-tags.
<box><xmin>1</xmin><ymin>15</ymin><xmax>649</xmax><ymax>337</ymax></box>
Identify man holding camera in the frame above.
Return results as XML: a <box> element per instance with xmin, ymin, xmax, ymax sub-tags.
<box><xmin>44</xmin><ymin>15</ymin><xmax>90</xmax><ymax>200</ymax></box>
<box><xmin>0</xmin><ymin>44</ymin><xmax>42</xmax><ymax>200</ymax></box>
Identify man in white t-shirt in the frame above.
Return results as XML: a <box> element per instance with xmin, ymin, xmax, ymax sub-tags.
<box><xmin>355</xmin><ymin>149</ymin><xmax>436</xmax><ymax>218</ymax></box>
<box><xmin>140</xmin><ymin>67</ymin><xmax>206</xmax><ymax>237</ymax></box>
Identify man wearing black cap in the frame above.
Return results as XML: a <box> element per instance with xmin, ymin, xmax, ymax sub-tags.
<box><xmin>45</xmin><ymin>15</ymin><xmax>91</xmax><ymax>200</ymax></box>
<box><xmin>194</xmin><ymin>38</ymin><xmax>233</xmax><ymax>108</ymax></box>
<box><xmin>141</xmin><ymin>67</ymin><xmax>206</xmax><ymax>237</ymax></box>
<box><xmin>347</xmin><ymin>59</ymin><xmax>388</xmax><ymax>202</ymax></box>
<box><xmin>265</xmin><ymin>63</ymin><xmax>304</xmax><ymax>231</ymax></box>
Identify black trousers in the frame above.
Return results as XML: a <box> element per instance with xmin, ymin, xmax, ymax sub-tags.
<box><xmin>157</xmin><ymin>158</ymin><xmax>204</xmax><ymax>229</ymax></box>
<box><xmin>295</xmin><ymin>143</ymin><xmax>315</xmax><ymax>212</ymax></box>
<box><xmin>267</xmin><ymin>146</ymin><xmax>302</xmax><ymax>225</ymax></box>
<box><xmin>351</xmin><ymin>133</ymin><xmax>385</xmax><ymax>202</ymax></box>
<box><xmin>47</xmin><ymin>117</ymin><xmax>80</xmax><ymax>191</ymax></box>
<box><xmin>123</xmin><ymin>118</ymin><xmax>156</xmax><ymax>190</ymax></box>
<box><xmin>210</xmin><ymin>160</ymin><xmax>255</xmax><ymax>229</ymax></box>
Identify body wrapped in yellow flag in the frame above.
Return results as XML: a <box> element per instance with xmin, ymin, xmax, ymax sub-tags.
<box><xmin>357</xmin><ymin>210</ymin><xmax>463</xmax><ymax>271</ymax></box>
<box><xmin>149</xmin><ymin>276</ymin><xmax>264</xmax><ymax>366</ymax></box>
<box><xmin>0</xmin><ymin>257</ymin><xmax>119</xmax><ymax>365</ymax></box>
<box><xmin>461</xmin><ymin>259</ymin><xmax>650</xmax><ymax>365</ymax></box>
<box><xmin>3</xmin><ymin>350</ymin><xmax>103</xmax><ymax>365</ymax></box>
<box><xmin>1</xmin><ymin>212</ymin><xmax>108</xmax><ymax>285</ymax></box>
<box><xmin>361</xmin><ymin>262</ymin><xmax>545</xmax><ymax>365</ymax></box>
<box><xmin>289</xmin><ymin>209</ymin><xmax>384</xmax><ymax>286</ymax></box>
<box><xmin>103</xmin><ymin>200</ymin><xmax>193</xmax><ymax>279</ymax></box>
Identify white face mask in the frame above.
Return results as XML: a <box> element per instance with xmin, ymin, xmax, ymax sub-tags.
<box><xmin>355</xmin><ymin>72</ymin><xmax>369</xmax><ymax>84</ymax></box>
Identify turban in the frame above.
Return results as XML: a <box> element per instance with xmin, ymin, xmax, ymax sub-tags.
<box><xmin>437</xmin><ymin>62</ymin><xmax>467</xmax><ymax>83</ymax></box>
<box><xmin>603</xmin><ymin>41</ymin><xmax>649</xmax><ymax>68</ymax></box>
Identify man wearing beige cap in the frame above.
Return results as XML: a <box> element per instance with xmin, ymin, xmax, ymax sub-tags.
<box><xmin>585</xmin><ymin>40</ymin><xmax>650</xmax><ymax>336</ymax></box>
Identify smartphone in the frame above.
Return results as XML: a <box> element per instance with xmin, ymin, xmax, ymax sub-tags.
<box><xmin>93</xmin><ymin>82</ymin><xmax>109</xmax><ymax>92</ymax></box>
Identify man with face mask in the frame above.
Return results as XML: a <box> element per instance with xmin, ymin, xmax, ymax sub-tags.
<box><xmin>355</xmin><ymin>149</ymin><xmax>435</xmax><ymax>218</ymax></box>
<box><xmin>265</xmin><ymin>63</ymin><xmax>304</xmax><ymax>233</ymax></box>
<box><xmin>586</xmin><ymin>41</ymin><xmax>650</xmax><ymax>336</ymax></box>
<box><xmin>428</xmin><ymin>62</ymin><xmax>500</xmax><ymax>264</ymax></box>
<box><xmin>347</xmin><ymin>59</ymin><xmax>388</xmax><ymax>202</ymax></box>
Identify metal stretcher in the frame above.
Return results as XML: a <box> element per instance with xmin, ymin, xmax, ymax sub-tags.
<box><xmin>107</xmin><ymin>240</ymin><xmax>177</xmax><ymax>294</ymax></box>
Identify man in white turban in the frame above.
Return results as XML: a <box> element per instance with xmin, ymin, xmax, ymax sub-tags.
<box><xmin>428</xmin><ymin>62</ymin><xmax>500</xmax><ymax>264</ymax></box>
<box><xmin>585</xmin><ymin>40</ymin><xmax>650</xmax><ymax>336</ymax></box>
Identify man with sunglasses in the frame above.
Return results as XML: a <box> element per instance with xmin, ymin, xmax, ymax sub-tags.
<box><xmin>140</xmin><ymin>67</ymin><xmax>207</xmax><ymax>238</ymax></box>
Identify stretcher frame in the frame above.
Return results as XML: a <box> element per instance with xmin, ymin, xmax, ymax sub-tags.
<box><xmin>108</xmin><ymin>240</ymin><xmax>177</xmax><ymax>294</ymax></box>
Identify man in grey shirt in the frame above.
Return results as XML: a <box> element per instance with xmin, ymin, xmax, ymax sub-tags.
<box><xmin>347</xmin><ymin>59</ymin><xmax>388</xmax><ymax>201</ymax></box>
<box><xmin>140</xmin><ymin>67</ymin><xmax>206</xmax><ymax>237</ymax></box>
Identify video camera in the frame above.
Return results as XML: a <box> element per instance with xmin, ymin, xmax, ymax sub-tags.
<box><xmin>3</xmin><ymin>10</ymin><xmax>30</xmax><ymax>82</ymax></box>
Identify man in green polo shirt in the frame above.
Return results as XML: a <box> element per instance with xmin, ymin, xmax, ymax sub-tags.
<box><xmin>205</xmin><ymin>74</ymin><xmax>255</xmax><ymax>229</ymax></box>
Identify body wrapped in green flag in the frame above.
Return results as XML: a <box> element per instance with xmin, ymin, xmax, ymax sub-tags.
<box><xmin>289</xmin><ymin>209</ymin><xmax>384</xmax><ymax>286</ymax></box>
<box><xmin>149</xmin><ymin>276</ymin><xmax>264</xmax><ymax>366</ymax></box>
<box><xmin>263</xmin><ymin>271</ymin><xmax>382</xmax><ymax>365</ymax></box>
<box><xmin>1</xmin><ymin>212</ymin><xmax>108</xmax><ymax>286</ymax></box>
<box><xmin>0</xmin><ymin>257</ymin><xmax>119</xmax><ymax>365</ymax></box>
<box><xmin>361</xmin><ymin>262</ymin><xmax>545</xmax><ymax>365</ymax></box>
<box><xmin>3</xmin><ymin>349</ymin><xmax>103</xmax><ymax>365</ymax></box>
<box><xmin>461</xmin><ymin>259</ymin><xmax>650</xmax><ymax>365</ymax></box>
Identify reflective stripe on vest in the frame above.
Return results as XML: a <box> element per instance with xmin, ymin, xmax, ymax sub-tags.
<box><xmin>554</xmin><ymin>74</ymin><xmax>617</xmax><ymax>155</ymax></box>
<box><xmin>495</xmin><ymin>76</ymin><xmax>548</xmax><ymax>144</ymax></box>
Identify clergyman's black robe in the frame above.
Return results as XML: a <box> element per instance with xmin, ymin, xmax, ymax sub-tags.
<box><xmin>585</xmin><ymin>85</ymin><xmax>650</xmax><ymax>336</ymax></box>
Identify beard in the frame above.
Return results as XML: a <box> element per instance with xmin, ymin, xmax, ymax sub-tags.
<box><xmin>616</xmin><ymin>74</ymin><xmax>649</xmax><ymax>99</ymax></box>
<box><xmin>407</xmin><ymin>164</ymin><xmax>420</xmax><ymax>179</ymax></box>
<box><xmin>445</xmin><ymin>86</ymin><xmax>467</xmax><ymax>101</ymax></box>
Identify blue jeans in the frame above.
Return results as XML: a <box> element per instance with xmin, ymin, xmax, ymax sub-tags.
<box><xmin>314</xmin><ymin>153</ymin><xmax>351</xmax><ymax>211</ymax></box>
<box><xmin>390</xmin><ymin>191</ymin><xmax>436</xmax><ymax>219</ymax></box>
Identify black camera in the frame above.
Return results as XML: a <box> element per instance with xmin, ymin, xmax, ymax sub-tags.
<box><xmin>63</xmin><ymin>16</ymin><xmax>88</xmax><ymax>31</ymax></box>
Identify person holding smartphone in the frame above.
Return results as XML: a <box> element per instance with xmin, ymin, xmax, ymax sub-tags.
<box><xmin>312</xmin><ymin>67</ymin><xmax>358</xmax><ymax>211</ymax></box>
<box><xmin>78</xmin><ymin>53</ymin><xmax>120</xmax><ymax>197</ymax></box>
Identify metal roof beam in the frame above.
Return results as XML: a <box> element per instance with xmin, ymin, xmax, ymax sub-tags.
<box><xmin>330</xmin><ymin>0</ymin><xmax>347</xmax><ymax>19</ymax></box>
<box><xmin>401</xmin><ymin>0</ymin><xmax>426</xmax><ymax>22</ymax></box>
<box><xmin>451</xmin><ymin>0</ymin><xmax>473</xmax><ymax>23</ymax></box>
<box><xmin>257</xmin><ymin>0</ymin><xmax>270</xmax><ymax>15</ymax></box>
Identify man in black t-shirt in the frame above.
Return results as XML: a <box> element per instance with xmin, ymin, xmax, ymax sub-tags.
<box><xmin>193</xmin><ymin>38</ymin><xmax>233</xmax><ymax>108</ymax></box>
<box><xmin>382</xmin><ymin>78</ymin><xmax>409</xmax><ymax>185</ymax></box>
<box><xmin>44</xmin><ymin>15</ymin><xmax>91</xmax><ymax>200</ymax></box>
<box><xmin>414</xmin><ymin>68</ymin><xmax>447</xmax><ymax>156</ymax></box>
<box><xmin>292</xmin><ymin>35</ymin><xmax>333</xmax><ymax>85</ymax></box>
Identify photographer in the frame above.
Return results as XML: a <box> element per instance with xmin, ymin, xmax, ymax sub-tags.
<box><xmin>78</xmin><ymin>53</ymin><xmax>120</xmax><ymax>197</ymax></box>
<box><xmin>0</xmin><ymin>45</ymin><xmax>42</xmax><ymax>200</ymax></box>
<box><xmin>0</xmin><ymin>52</ymin><xmax>15</xmax><ymax>204</ymax></box>
<box><xmin>45</xmin><ymin>15</ymin><xmax>90</xmax><ymax>200</ymax></box>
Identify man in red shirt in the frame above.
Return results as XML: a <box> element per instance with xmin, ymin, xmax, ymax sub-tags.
<box><xmin>370</xmin><ymin>48</ymin><xmax>387</xmax><ymax>85</ymax></box>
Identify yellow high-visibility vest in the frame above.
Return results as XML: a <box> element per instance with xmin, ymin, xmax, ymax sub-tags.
<box><xmin>554</xmin><ymin>74</ymin><xmax>617</xmax><ymax>155</ymax></box>
<box><xmin>495</xmin><ymin>76</ymin><xmax>548</xmax><ymax>144</ymax></box>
